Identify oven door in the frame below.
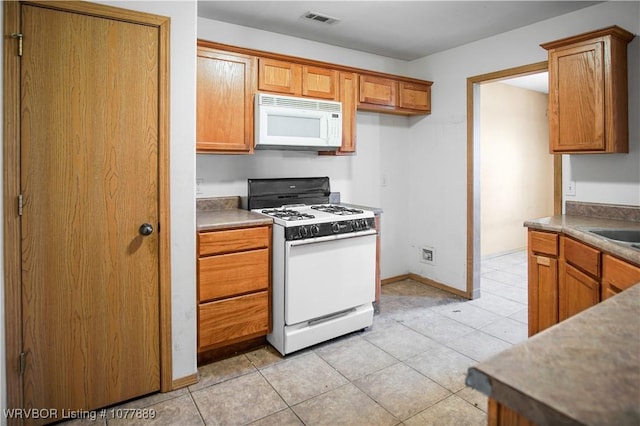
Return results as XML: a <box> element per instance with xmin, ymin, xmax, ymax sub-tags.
<box><xmin>285</xmin><ymin>230</ymin><xmax>377</xmax><ymax>325</ymax></box>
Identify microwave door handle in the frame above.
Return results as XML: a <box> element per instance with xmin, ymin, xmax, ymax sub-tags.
<box><xmin>320</xmin><ymin>115</ymin><xmax>328</xmax><ymax>140</ymax></box>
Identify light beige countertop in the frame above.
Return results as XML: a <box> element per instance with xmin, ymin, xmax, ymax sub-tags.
<box><xmin>524</xmin><ymin>202</ymin><xmax>640</xmax><ymax>265</ymax></box>
<box><xmin>524</xmin><ymin>214</ymin><xmax>640</xmax><ymax>265</ymax></box>
<box><xmin>466</xmin><ymin>283</ymin><xmax>640</xmax><ymax>426</ymax></box>
<box><xmin>196</xmin><ymin>196</ymin><xmax>272</xmax><ymax>232</ymax></box>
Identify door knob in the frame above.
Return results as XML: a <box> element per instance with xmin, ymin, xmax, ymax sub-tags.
<box><xmin>139</xmin><ymin>223</ymin><xmax>154</xmax><ymax>236</ymax></box>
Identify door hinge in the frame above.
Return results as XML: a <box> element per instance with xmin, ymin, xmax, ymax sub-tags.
<box><xmin>18</xmin><ymin>194</ymin><xmax>23</xmax><ymax>216</ymax></box>
<box><xmin>19</xmin><ymin>352</ymin><xmax>26</xmax><ymax>376</ymax></box>
<box><xmin>11</xmin><ymin>33</ymin><xmax>23</xmax><ymax>57</ymax></box>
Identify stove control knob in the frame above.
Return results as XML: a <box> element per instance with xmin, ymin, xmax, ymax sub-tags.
<box><xmin>298</xmin><ymin>226</ymin><xmax>309</xmax><ymax>238</ymax></box>
<box><xmin>331</xmin><ymin>222</ymin><xmax>341</xmax><ymax>233</ymax></box>
<box><xmin>360</xmin><ymin>219</ymin><xmax>369</xmax><ymax>230</ymax></box>
<box><xmin>310</xmin><ymin>224</ymin><xmax>320</xmax><ymax>236</ymax></box>
<box><xmin>352</xmin><ymin>220</ymin><xmax>361</xmax><ymax>231</ymax></box>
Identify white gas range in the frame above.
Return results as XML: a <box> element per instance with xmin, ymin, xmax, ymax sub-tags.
<box><xmin>248</xmin><ymin>178</ymin><xmax>377</xmax><ymax>355</ymax></box>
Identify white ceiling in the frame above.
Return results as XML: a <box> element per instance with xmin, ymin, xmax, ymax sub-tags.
<box><xmin>502</xmin><ymin>72</ymin><xmax>549</xmax><ymax>94</ymax></box>
<box><xmin>197</xmin><ymin>1</ymin><xmax>600</xmax><ymax>61</ymax></box>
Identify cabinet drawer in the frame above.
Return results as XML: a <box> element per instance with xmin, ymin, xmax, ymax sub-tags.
<box><xmin>198</xmin><ymin>248</ymin><xmax>269</xmax><ymax>301</ymax></box>
<box><xmin>198</xmin><ymin>226</ymin><xmax>270</xmax><ymax>256</ymax></box>
<box><xmin>602</xmin><ymin>254</ymin><xmax>640</xmax><ymax>296</ymax></box>
<box><xmin>529</xmin><ymin>230</ymin><xmax>558</xmax><ymax>256</ymax></box>
<box><xmin>562</xmin><ymin>237</ymin><xmax>600</xmax><ymax>277</ymax></box>
<box><xmin>198</xmin><ymin>291</ymin><xmax>269</xmax><ymax>350</ymax></box>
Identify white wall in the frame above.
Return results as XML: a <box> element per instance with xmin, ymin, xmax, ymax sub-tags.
<box><xmin>196</xmin><ymin>17</ymin><xmax>415</xmax><ymax>279</ymax></box>
<box><xmin>480</xmin><ymin>83</ymin><xmax>553</xmax><ymax>257</ymax></box>
<box><xmin>406</xmin><ymin>1</ymin><xmax>640</xmax><ymax>292</ymax></box>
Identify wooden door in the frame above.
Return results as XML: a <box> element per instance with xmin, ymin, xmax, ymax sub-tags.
<box><xmin>20</xmin><ymin>4</ymin><xmax>161</xmax><ymax>417</ymax></box>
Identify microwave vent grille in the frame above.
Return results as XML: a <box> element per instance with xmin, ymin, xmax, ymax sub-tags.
<box><xmin>259</xmin><ymin>94</ymin><xmax>341</xmax><ymax>113</ymax></box>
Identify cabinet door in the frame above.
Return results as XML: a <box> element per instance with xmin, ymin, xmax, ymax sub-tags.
<box><xmin>197</xmin><ymin>48</ymin><xmax>256</xmax><ymax>152</ymax></box>
<box><xmin>399</xmin><ymin>82</ymin><xmax>431</xmax><ymax>112</ymax></box>
<box><xmin>359</xmin><ymin>75</ymin><xmax>397</xmax><ymax>107</ymax></box>
<box><xmin>339</xmin><ymin>72</ymin><xmax>358</xmax><ymax>153</ymax></box>
<box><xmin>198</xmin><ymin>291</ymin><xmax>269</xmax><ymax>350</ymax></box>
<box><xmin>528</xmin><ymin>253</ymin><xmax>558</xmax><ymax>336</ymax></box>
<box><xmin>559</xmin><ymin>262</ymin><xmax>600</xmax><ymax>321</ymax></box>
<box><xmin>549</xmin><ymin>41</ymin><xmax>605</xmax><ymax>152</ymax></box>
<box><xmin>258</xmin><ymin>58</ymin><xmax>302</xmax><ymax>95</ymax></box>
<box><xmin>602</xmin><ymin>254</ymin><xmax>640</xmax><ymax>299</ymax></box>
<box><xmin>302</xmin><ymin>65</ymin><xmax>338</xmax><ymax>100</ymax></box>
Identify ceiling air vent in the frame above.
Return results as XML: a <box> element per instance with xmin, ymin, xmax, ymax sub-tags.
<box><xmin>302</xmin><ymin>11</ymin><xmax>340</xmax><ymax>25</ymax></box>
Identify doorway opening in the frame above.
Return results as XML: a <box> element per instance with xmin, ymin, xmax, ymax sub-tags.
<box><xmin>466</xmin><ymin>62</ymin><xmax>562</xmax><ymax>299</ymax></box>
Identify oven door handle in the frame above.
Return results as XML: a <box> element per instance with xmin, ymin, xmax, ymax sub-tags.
<box><xmin>287</xmin><ymin>229</ymin><xmax>377</xmax><ymax>246</ymax></box>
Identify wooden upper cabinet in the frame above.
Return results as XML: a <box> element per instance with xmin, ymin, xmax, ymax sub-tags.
<box><xmin>399</xmin><ymin>82</ymin><xmax>431</xmax><ymax>112</ymax></box>
<box><xmin>358</xmin><ymin>74</ymin><xmax>432</xmax><ymax>115</ymax></box>
<box><xmin>542</xmin><ymin>26</ymin><xmax>634</xmax><ymax>153</ymax></box>
<box><xmin>258</xmin><ymin>58</ymin><xmax>302</xmax><ymax>95</ymax></box>
<box><xmin>320</xmin><ymin>72</ymin><xmax>358</xmax><ymax>156</ymax></box>
<box><xmin>258</xmin><ymin>59</ymin><xmax>338</xmax><ymax>100</ymax></box>
<box><xmin>359</xmin><ymin>75</ymin><xmax>397</xmax><ymax>108</ymax></box>
<box><xmin>302</xmin><ymin>65</ymin><xmax>338</xmax><ymax>100</ymax></box>
<box><xmin>197</xmin><ymin>46</ymin><xmax>256</xmax><ymax>153</ymax></box>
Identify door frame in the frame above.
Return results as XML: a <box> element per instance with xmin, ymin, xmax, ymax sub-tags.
<box><xmin>3</xmin><ymin>0</ymin><xmax>173</xmax><ymax>414</ymax></box>
<box><xmin>466</xmin><ymin>61</ymin><xmax>562</xmax><ymax>298</ymax></box>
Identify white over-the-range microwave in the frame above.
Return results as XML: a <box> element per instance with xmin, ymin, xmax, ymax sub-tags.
<box><xmin>254</xmin><ymin>93</ymin><xmax>342</xmax><ymax>150</ymax></box>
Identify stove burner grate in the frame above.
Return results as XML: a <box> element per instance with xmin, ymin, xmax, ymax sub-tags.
<box><xmin>261</xmin><ymin>208</ymin><xmax>316</xmax><ymax>221</ymax></box>
<box><xmin>310</xmin><ymin>204</ymin><xmax>364</xmax><ymax>215</ymax></box>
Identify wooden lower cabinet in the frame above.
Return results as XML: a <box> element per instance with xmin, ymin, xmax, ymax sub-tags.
<box><xmin>559</xmin><ymin>236</ymin><xmax>601</xmax><ymax>321</ymax></box>
<box><xmin>488</xmin><ymin>399</ymin><xmax>535</xmax><ymax>426</ymax></box>
<box><xmin>528</xmin><ymin>230</ymin><xmax>640</xmax><ymax>337</ymax></box>
<box><xmin>559</xmin><ymin>262</ymin><xmax>600</xmax><ymax>321</ymax></box>
<box><xmin>197</xmin><ymin>225</ymin><xmax>271</xmax><ymax>354</ymax></box>
<box><xmin>527</xmin><ymin>230</ymin><xmax>559</xmax><ymax>336</ymax></box>
<box><xmin>602</xmin><ymin>254</ymin><xmax>640</xmax><ymax>299</ymax></box>
<box><xmin>199</xmin><ymin>291</ymin><xmax>269</xmax><ymax>348</ymax></box>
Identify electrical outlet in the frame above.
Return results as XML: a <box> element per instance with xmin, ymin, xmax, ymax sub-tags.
<box><xmin>566</xmin><ymin>180</ymin><xmax>576</xmax><ymax>196</ymax></box>
<box><xmin>196</xmin><ymin>178</ymin><xmax>204</xmax><ymax>195</ymax></box>
<box><xmin>420</xmin><ymin>247</ymin><xmax>435</xmax><ymax>264</ymax></box>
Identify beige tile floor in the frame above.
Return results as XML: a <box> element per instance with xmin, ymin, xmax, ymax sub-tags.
<box><xmin>66</xmin><ymin>250</ymin><xmax>528</xmax><ymax>426</ymax></box>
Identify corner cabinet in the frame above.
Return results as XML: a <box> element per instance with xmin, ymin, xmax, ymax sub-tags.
<box><xmin>196</xmin><ymin>46</ymin><xmax>256</xmax><ymax>153</ymax></box>
<box><xmin>197</xmin><ymin>225</ymin><xmax>271</xmax><ymax>354</ymax></box>
<box><xmin>542</xmin><ymin>26</ymin><xmax>634</xmax><ymax>153</ymax></box>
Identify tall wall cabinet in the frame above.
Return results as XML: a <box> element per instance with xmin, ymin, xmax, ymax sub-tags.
<box><xmin>542</xmin><ymin>26</ymin><xmax>634</xmax><ymax>153</ymax></box>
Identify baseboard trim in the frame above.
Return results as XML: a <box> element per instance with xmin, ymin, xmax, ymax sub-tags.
<box><xmin>381</xmin><ymin>273</ymin><xmax>471</xmax><ymax>299</ymax></box>
<box><xmin>172</xmin><ymin>373</ymin><xmax>198</xmax><ymax>390</ymax></box>
<box><xmin>381</xmin><ymin>274</ymin><xmax>410</xmax><ymax>285</ymax></box>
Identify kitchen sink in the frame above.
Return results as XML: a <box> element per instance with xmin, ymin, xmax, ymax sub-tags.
<box><xmin>585</xmin><ymin>228</ymin><xmax>640</xmax><ymax>244</ymax></box>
